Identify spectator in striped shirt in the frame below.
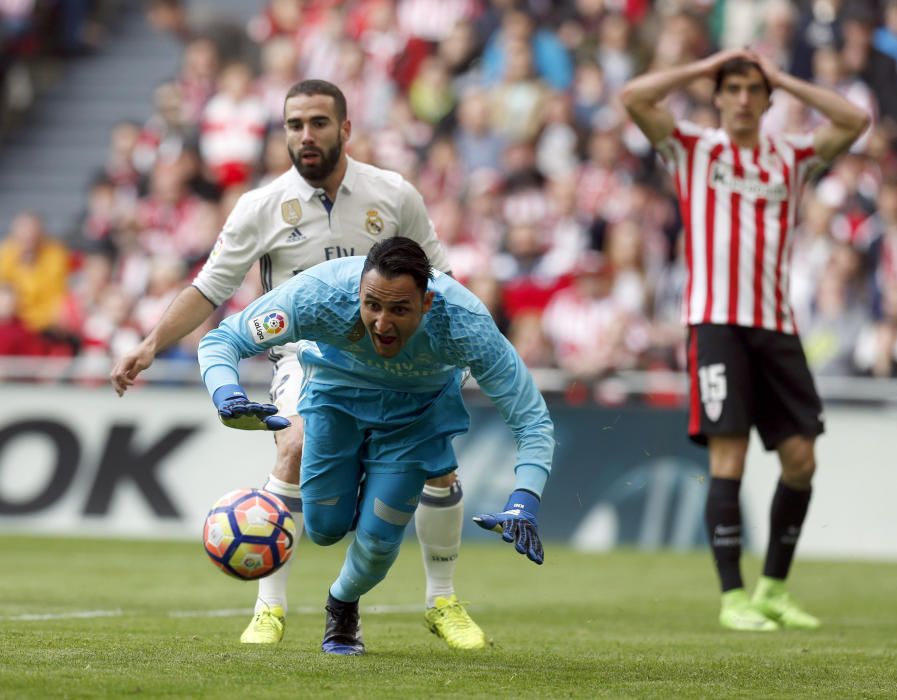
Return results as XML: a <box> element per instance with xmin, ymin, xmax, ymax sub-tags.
<box><xmin>622</xmin><ymin>49</ymin><xmax>869</xmax><ymax>632</ymax></box>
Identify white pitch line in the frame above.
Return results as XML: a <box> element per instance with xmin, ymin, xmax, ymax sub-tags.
<box><xmin>169</xmin><ymin>603</ymin><xmax>422</xmax><ymax>618</ymax></box>
<box><xmin>3</xmin><ymin>609</ymin><xmax>123</xmax><ymax>621</ymax></box>
<box><xmin>168</xmin><ymin>607</ymin><xmax>251</xmax><ymax>618</ymax></box>
<box><xmin>4</xmin><ymin>604</ymin><xmax>422</xmax><ymax>622</ymax></box>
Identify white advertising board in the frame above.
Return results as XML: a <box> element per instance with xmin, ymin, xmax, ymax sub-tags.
<box><xmin>0</xmin><ymin>385</ymin><xmax>895</xmax><ymax>560</ymax></box>
<box><xmin>0</xmin><ymin>386</ymin><xmax>276</xmax><ymax>540</ymax></box>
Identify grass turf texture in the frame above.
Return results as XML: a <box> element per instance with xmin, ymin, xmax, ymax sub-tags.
<box><xmin>1</xmin><ymin>537</ymin><xmax>895</xmax><ymax>699</ymax></box>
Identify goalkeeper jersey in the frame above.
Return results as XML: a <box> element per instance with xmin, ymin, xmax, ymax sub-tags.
<box><xmin>198</xmin><ymin>256</ymin><xmax>554</xmax><ymax>495</ymax></box>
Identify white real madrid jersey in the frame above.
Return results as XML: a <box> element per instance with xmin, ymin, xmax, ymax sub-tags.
<box><xmin>193</xmin><ymin>156</ymin><xmax>450</xmax><ymax>306</ymax></box>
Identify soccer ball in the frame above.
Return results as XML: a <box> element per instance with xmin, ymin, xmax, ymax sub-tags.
<box><xmin>202</xmin><ymin>488</ymin><xmax>297</xmax><ymax>580</ymax></box>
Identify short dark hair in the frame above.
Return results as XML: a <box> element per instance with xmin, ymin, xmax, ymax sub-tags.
<box><xmin>362</xmin><ymin>238</ymin><xmax>433</xmax><ymax>295</ymax></box>
<box><xmin>284</xmin><ymin>79</ymin><xmax>347</xmax><ymax>121</ymax></box>
<box><xmin>714</xmin><ymin>58</ymin><xmax>772</xmax><ymax>96</ymax></box>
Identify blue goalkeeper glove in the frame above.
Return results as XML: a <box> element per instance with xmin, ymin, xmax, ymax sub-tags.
<box><xmin>473</xmin><ymin>489</ymin><xmax>544</xmax><ymax>565</ymax></box>
<box><xmin>212</xmin><ymin>384</ymin><xmax>290</xmax><ymax>431</ymax></box>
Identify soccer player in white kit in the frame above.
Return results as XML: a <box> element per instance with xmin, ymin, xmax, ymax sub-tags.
<box><xmin>110</xmin><ymin>80</ymin><xmax>486</xmax><ymax>650</ymax></box>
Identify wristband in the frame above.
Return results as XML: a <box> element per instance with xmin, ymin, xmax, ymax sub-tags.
<box><xmin>212</xmin><ymin>384</ymin><xmax>247</xmax><ymax>409</ymax></box>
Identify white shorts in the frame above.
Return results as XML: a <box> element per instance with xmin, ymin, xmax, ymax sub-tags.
<box><xmin>269</xmin><ymin>354</ymin><xmax>305</xmax><ymax>418</ymax></box>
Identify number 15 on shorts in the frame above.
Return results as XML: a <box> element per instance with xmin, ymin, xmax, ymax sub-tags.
<box><xmin>698</xmin><ymin>363</ymin><xmax>727</xmax><ymax>423</ymax></box>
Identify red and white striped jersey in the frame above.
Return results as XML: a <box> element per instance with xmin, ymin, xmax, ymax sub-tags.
<box><xmin>657</xmin><ymin>121</ymin><xmax>824</xmax><ymax>334</ymax></box>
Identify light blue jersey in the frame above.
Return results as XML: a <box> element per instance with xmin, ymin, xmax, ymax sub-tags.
<box><xmin>198</xmin><ymin>256</ymin><xmax>554</xmax><ymax>495</ymax></box>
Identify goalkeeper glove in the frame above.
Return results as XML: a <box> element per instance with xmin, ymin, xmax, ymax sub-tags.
<box><xmin>212</xmin><ymin>384</ymin><xmax>290</xmax><ymax>431</ymax></box>
<box><xmin>473</xmin><ymin>489</ymin><xmax>544</xmax><ymax>565</ymax></box>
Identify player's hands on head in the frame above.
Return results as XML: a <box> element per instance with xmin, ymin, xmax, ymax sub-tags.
<box><xmin>698</xmin><ymin>48</ymin><xmax>781</xmax><ymax>90</ymax></box>
<box><xmin>699</xmin><ymin>48</ymin><xmax>755</xmax><ymax>77</ymax></box>
<box><xmin>746</xmin><ymin>50</ymin><xmax>782</xmax><ymax>89</ymax></box>
<box><xmin>213</xmin><ymin>384</ymin><xmax>290</xmax><ymax>431</ymax></box>
<box><xmin>473</xmin><ymin>489</ymin><xmax>544</xmax><ymax>565</ymax></box>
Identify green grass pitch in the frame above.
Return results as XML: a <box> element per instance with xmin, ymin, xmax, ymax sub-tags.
<box><xmin>1</xmin><ymin>536</ymin><xmax>895</xmax><ymax>699</ymax></box>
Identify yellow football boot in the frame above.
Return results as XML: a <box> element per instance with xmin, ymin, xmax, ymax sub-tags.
<box><xmin>752</xmin><ymin>577</ymin><xmax>821</xmax><ymax>630</ymax></box>
<box><xmin>424</xmin><ymin>595</ymin><xmax>486</xmax><ymax>650</ymax></box>
<box><xmin>240</xmin><ymin>605</ymin><xmax>286</xmax><ymax>644</ymax></box>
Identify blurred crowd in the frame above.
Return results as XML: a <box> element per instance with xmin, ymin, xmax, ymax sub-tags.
<box><xmin>1</xmin><ymin>0</ymin><xmax>122</xmax><ymax>131</ymax></box>
<box><xmin>2</xmin><ymin>0</ymin><xmax>897</xmax><ymax>387</ymax></box>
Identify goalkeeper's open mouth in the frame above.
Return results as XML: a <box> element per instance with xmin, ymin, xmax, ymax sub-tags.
<box><xmin>374</xmin><ymin>332</ymin><xmax>397</xmax><ymax>347</ymax></box>
<box><xmin>369</xmin><ymin>330</ymin><xmax>403</xmax><ymax>357</ymax></box>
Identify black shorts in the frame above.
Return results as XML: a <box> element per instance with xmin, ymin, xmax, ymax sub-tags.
<box><xmin>686</xmin><ymin>324</ymin><xmax>825</xmax><ymax>450</ymax></box>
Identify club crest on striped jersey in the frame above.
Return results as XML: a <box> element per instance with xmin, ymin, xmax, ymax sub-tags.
<box><xmin>249</xmin><ymin>310</ymin><xmax>289</xmax><ymax>343</ymax></box>
<box><xmin>759</xmin><ymin>150</ymin><xmax>783</xmax><ymax>173</ymax></box>
<box><xmin>365</xmin><ymin>209</ymin><xmax>384</xmax><ymax>236</ymax></box>
<box><xmin>281</xmin><ymin>199</ymin><xmax>303</xmax><ymax>226</ymax></box>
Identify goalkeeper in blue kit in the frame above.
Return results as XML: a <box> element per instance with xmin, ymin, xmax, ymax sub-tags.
<box><xmin>197</xmin><ymin>237</ymin><xmax>554</xmax><ymax>655</ymax></box>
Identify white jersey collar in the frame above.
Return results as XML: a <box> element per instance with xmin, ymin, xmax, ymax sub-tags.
<box><xmin>290</xmin><ymin>156</ymin><xmax>359</xmax><ymax>202</ymax></box>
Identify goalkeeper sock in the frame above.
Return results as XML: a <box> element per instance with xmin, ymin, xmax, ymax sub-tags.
<box><xmin>705</xmin><ymin>477</ymin><xmax>744</xmax><ymax>592</ymax></box>
<box><xmin>415</xmin><ymin>481</ymin><xmax>463</xmax><ymax>608</ymax></box>
<box><xmin>256</xmin><ymin>474</ymin><xmax>304</xmax><ymax>615</ymax></box>
<box><xmin>331</xmin><ymin>527</ymin><xmax>401</xmax><ymax>602</ymax></box>
<box><xmin>763</xmin><ymin>480</ymin><xmax>812</xmax><ymax>580</ymax></box>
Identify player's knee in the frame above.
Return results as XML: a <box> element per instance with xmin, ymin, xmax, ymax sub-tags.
<box><xmin>272</xmin><ymin>421</ymin><xmax>304</xmax><ymax>481</ymax></box>
<box><xmin>425</xmin><ymin>471</ymin><xmax>457</xmax><ymax>488</ymax></box>
<box><xmin>708</xmin><ymin>454</ymin><xmax>746</xmax><ymax>479</ymax></box>
<box><xmin>274</xmin><ymin>421</ymin><xmax>304</xmax><ymax>456</ymax></box>
<box><xmin>782</xmin><ymin>452</ymin><xmax>816</xmax><ymax>487</ymax></box>
<box><xmin>778</xmin><ymin>437</ymin><xmax>816</xmax><ymax>488</ymax></box>
<box><xmin>303</xmin><ymin>505</ymin><xmax>351</xmax><ymax>546</ymax></box>
<box><xmin>304</xmin><ymin>525</ymin><xmax>346</xmax><ymax>546</ymax></box>
<box><xmin>708</xmin><ymin>436</ymin><xmax>749</xmax><ymax>479</ymax></box>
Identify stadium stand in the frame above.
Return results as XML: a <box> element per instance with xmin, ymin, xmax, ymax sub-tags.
<box><xmin>1</xmin><ymin>0</ymin><xmax>896</xmax><ymax>386</ymax></box>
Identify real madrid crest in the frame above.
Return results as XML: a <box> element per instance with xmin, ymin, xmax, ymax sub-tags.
<box><xmin>281</xmin><ymin>199</ymin><xmax>303</xmax><ymax>226</ymax></box>
<box><xmin>346</xmin><ymin>319</ymin><xmax>366</xmax><ymax>342</ymax></box>
<box><xmin>365</xmin><ymin>209</ymin><xmax>384</xmax><ymax>236</ymax></box>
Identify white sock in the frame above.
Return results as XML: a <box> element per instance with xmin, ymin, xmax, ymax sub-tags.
<box><xmin>415</xmin><ymin>481</ymin><xmax>463</xmax><ymax>608</ymax></box>
<box><xmin>256</xmin><ymin>474</ymin><xmax>304</xmax><ymax>615</ymax></box>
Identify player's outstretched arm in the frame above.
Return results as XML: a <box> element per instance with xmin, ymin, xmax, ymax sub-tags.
<box><xmin>751</xmin><ymin>52</ymin><xmax>871</xmax><ymax>162</ymax></box>
<box><xmin>197</xmin><ymin>272</ymin><xmax>317</xmax><ymax>432</ymax></box>
<box><xmin>110</xmin><ymin>286</ymin><xmax>216</xmax><ymax>396</ymax></box>
<box><xmin>621</xmin><ymin>48</ymin><xmax>752</xmax><ymax>145</ymax></box>
<box><xmin>451</xmin><ymin>308</ymin><xmax>554</xmax><ymax>565</ymax></box>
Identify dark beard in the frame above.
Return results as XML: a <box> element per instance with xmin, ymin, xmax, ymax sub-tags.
<box><xmin>290</xmin><ymin>136</ymin><xmax>342</xmax><ymax>182</ymax></box>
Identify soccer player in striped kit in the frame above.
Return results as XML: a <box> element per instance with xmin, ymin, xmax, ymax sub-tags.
<box><xmin>111</xmin><ymin>80</ymin><xmax>485</xmax><ymax>649</ymax></box>
<box><xmin>622</xmin><ymin>49</ymin><xmax>869</xmax><ymax>631</ymax></box>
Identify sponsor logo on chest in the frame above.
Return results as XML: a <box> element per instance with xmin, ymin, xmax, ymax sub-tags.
<box><xmin>325</xmin><ymin>246</ymin><xmax>356</xmax><ymax>260</ymax></box>
<box><xmin>362</xmin><ymin>357</ymin><xmax>445</xmax><ymax>377</ymax></box>
<box><xmin>709</xmin><ymin>162</ymin><xmax>787</xmax><ymax>201</ymax></box>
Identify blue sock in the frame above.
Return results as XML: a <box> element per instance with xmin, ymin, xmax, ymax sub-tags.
<box><xmin>330</xmin><ymin>529</ymin><xmax>401</xmax><ymax>602</ymax></box>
